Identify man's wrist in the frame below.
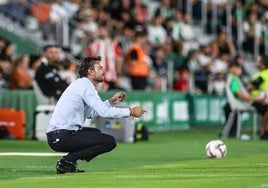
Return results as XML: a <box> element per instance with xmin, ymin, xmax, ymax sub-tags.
<box><xmin>129</xmin><ymin>108</ymin><xmax>133</xmax><ymax>116</ymax></box>
<box><xmin>109</xmin><ymin>99</ymin><xmax>114</xmax><ymax>105</ymax></box>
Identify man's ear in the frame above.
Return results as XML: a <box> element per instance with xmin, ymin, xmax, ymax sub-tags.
<box><xmin>87</xmin><ymin>69</ymin><xmax>93</xmax><ymax>76</ymax></box>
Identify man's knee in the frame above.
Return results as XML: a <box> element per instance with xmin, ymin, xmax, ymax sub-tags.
<box><xmin>105</xmin><ymin>135</ymin><xmax>117</xmax><ymax>151</ymax></box>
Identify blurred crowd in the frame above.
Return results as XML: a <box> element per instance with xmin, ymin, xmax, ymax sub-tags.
<box><xmin>0</xmin><ymin>0</ymin><xmax>268</xmax><ymax>94</ymax></box>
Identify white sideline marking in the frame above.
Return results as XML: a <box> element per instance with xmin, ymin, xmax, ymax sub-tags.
<box><xmin>0</xmin><ymin>152</ymin><xmax>66</xmax><ymax>156</ymax></box>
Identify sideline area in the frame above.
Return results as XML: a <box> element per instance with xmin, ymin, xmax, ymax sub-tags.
<box><xmin>0</xmin><ymin>152</ymin><xmax>65</xmax><ymax>156</ymax></box>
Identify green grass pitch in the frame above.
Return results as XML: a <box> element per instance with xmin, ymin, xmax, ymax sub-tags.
<box><xmin>0</xmin><ymin>128</ymin><xmax>268</xmax><ymax>188</ymax></box>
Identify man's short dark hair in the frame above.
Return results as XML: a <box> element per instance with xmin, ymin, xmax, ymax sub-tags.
<box><xmin>43</xmin><ymin>44</ymin><xmax>61</xmax><ymax>52</ymax></box>
<box><xmin>78</xmin><ymin>56</ymin><xmax>101</xmax><ymax>78</ymax></box>
<box><xmin>228</xmin><ymin>61</ymin><xmax>241</xmax><ymax>69</ymax></box>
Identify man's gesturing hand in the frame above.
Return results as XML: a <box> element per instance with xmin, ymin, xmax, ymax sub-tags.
<box><xmin>129</xmin><ymin>107</ymin><xmax>147</xmax><ymax>118</ymax></box>
<box><xmin>109</xmin><ymin>92</ymin><xmax>127</xmax><ymax>105</ymax></box>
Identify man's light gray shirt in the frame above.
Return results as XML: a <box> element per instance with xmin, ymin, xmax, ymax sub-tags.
<box><xmin>47</xmin><ymin>77</ymin><xmax>130</xmax><ymax>132</ymax></box>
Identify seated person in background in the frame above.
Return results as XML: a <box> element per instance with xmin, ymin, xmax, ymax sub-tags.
<box><xmin>247</xmin><ymin>55</ymin><xmax>268</xmax><ymax>139</ymax></box>
<box><xmin>0</xmin><ymin>55</ymin><xmax>11</xmax><ymax>89</ymax></box>
<box><xmin>0</xmin><ymin>67</ymin><xmax>6</xmax><ymax>88</ymax></box>
<box><xmin>226</xmin><ymin>61</ymin><xmax>266</xmax><ymax>139</ymax></box>
<box><xmin>28</xmin><ymin>54</ymin><xmax>42</xmax><ymax>79</ymax></box>
<box><xmin>35</xmin><ymin>45</ymin><xmax>68</xmax><ymax>101</ymax></box>
<box><xmin>58</xmin><ymin>58</ymin><xmax>77</xmax><ymax>84</ymax></box>
<box><xmin>9</xmin><ymin>54</ymin><xmax>33</xmax><ymax>90</ymax></box>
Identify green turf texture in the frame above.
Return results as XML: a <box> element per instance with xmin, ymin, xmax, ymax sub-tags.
<box><xmin>0</xmin><ymin>128</ymin><xmax>268</xmax><ymax>188</ymax></box>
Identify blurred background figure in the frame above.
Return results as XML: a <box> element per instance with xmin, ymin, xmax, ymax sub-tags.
<box><xmin>0</xmin><ymin>54</ymin><xmax>12</xmax><ymax>88</ymax></box>
<box><xmin>35</xmin><ymin>45</ymin><xmax>68</xmax><ymax>101</ymax></box>
<box><xmin>58</xmin><ymin>58</ymin><xmax>77</xmax><ymax>84</ymax></box>
<box><xmin>87</xmin><ymin>24</ymin><xmax>118</xmax><ymax>91</ymax></box>
<box><xmin>28</xmin><ymin>54</ymin><xmax>42</xmax><ymax>79</ymax></box>
<box><xmin>126</xmin><ymin>30</ymin><xmax>150</xmax><ymax>90</ymax></box>
<box><xmin>9</xmin><ymin>54</ymin><xmax>33</xmax><ymax>90</ymax></box>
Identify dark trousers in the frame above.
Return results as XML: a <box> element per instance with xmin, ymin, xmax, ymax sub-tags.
<box><xmin>47</xmin><ymin>127</ymin><xmax>116</xmax><ymax>162</ymax></box>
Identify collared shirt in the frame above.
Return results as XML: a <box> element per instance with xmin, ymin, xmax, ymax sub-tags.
<box><xmin>47</xmin><ymin>77</ymin><xmax>130</xmax><ymax>132</ymax></box>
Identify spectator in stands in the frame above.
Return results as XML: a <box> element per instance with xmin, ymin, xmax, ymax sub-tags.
<box><xmin>164</xmin><ymin>40</ymin><xmax>188</xmax><ymax>91</ymax></box>
<box><xmin>0</xmin><ymin>54</ymin><xmax>11</xmax><ymax>88</ymax></box>
<box><xmin>111</xmin><ymin>32</ymin><xmax>124</xmax><ymax>86</ymax></box>
<box><xmin>171</xmin><ymin>11</ymin><xmax>184</xmax><ymax>42</ymax></box>
<box><xmin>242</xmin><ymin>10</ymin><xmax>263</xmax><ymax>55</ymax></box>
<box><xmin>180</xmin><ymin>13</ymin><xmax>199</xmax><ymax>55</ymax></box>
<box><xmin>111</xmin><ymin>0</ymin><xmax>132</xmax><ymax>30</ymax></box>
<box><xmin>28</xmin><ymin>54</ymin><xmax>42</xmax><ymax>79</ymax></box>
<box><xmin>0</xmin><ymin>37</ymin><xmax>7</xmax><ymax>55</ymax></box>
<box><xmin>9</xmin><ymin>54</ymin><xmax>33</xmax><ymax>90</ymax></box>
<box><xmin>6</xmin><ymin>0</ymin><xmax>27</xmax><ymax>23</ymax></box>
<box><xmin>132</xmin><ymin>0</ymin><xmax>148</xmax><ymax>25</ymax></box>
<box><xmin>210</xmin><ymin>53</ymin><xmax>229</xmax><ymax>76</ymax></box>
<box><xmin>196</xmin><ymin>43</ymin><xmax>215</xmax><ymax>93</ymax></box>
<box><xmin>182</xmin><ymin>49</ymin><xmax>202</xmax><ymax>92</ymax></box>
<box><xmin>31</xmin><ymin>0</ymin><xmax>53</xmax><ymax>40</ymax></box>
<box><xmin>0</xmin><ymin>66</ymin><xmax>5</xmax><ymax>88</ymax></box>
<box><xmin>35</xmin><ymin>45</ymin><xmax>68</xmax><ymax>101</ymax></box>
<box><xmin>58</xmin><ymin>58</ymin><xmax>77</xmax><ymax>84</ymax></box>
<box><xmin>211</xmin><ymin>29</ymin><xmax>236</xmax><ymax>58</ymax></box>
<box><xmin>209</xmin><ymin>72</ymin><xmax>226</xmax><ymax>95</ymax></box>
<box><xmin>154</xmin><ymin>0</ymin><xmax>175</xmax><ymax>20</ymax></box>
<box><xmin>87</xmin><ymin>24</ymin><xmax>118</xmax><ymax>91</ymax></box>
<box><xmin>149</xmin><ymin>46</ymin><xmax>167</xmax><ymax>91</ymax></box>
<box><xmin>170</xmin><ymin>40</ymin><xmax>186</xmax><ymax>71</ymax></box>
<box><xmin>119</xmin><ymin>23</ymin><xmax>135</xmax><ymax>56</ymax></box>
<box><xmin>208</xmin><ymin>53</ymin><xmax>229</xmax><ymax>95</ymax></box>
<box><xmin>247</xmin><ymin>56</ymin><xmax>268</xmax><ymax>139</ymax></box>
<box><xmin>126</xmin><ymin>30</ymin><xmax>150</xmax><ymax>90</ymax></box>
<box><xmin>62</xmin><ymin>0</ymin><xmax>80</xmax><ymax>19</ymax></box>
<box><xmin>1</xmin><ymin>42</ymin><xmax>14</xmax><ymax>62</ymax></box>
<box><xmin>147</xmin><ymin>15</ymin><xmax>167</xmax><ymax>48</ymax></box>
<box><xmin>49</xmin><ymin>0</ymin><xmax>69</xmax><ymax>44</ymax></box>
<box><xmin>70</xmin><ymin>8</ymin><xmax>98</xmax><ymax>58</ymax></box>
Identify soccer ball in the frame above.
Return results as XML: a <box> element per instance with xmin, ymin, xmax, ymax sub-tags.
<box><xmin>205</xmin><ymin>140</ymin><xmax>227</xmax><ymax>158</ymax></box>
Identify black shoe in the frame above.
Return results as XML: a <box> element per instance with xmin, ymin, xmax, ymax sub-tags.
<box><xmin>56</xmin><ymin>159</ymin><xmax>85</xmax><ymax>174</ymax></box>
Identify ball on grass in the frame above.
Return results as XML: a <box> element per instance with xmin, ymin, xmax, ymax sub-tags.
<box><xmin>205</xmin><ymin>140</ymin><xmax>227</xmax><ymax>158</ymax></box>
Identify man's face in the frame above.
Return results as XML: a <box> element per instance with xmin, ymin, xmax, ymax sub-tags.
<box><xmin>91</xmin><ymin>61</ymin><xmax>105</xmax><ymax>83</ymax></box>
<box><xmin>231</xmin><ymin>66</ymin><xmax>242</xmax><ymax>76</ymax></box>
<box><xmin>44</xmin><ymin>47</ymin><xmax>61</xmax><ymax>64</ymax></box>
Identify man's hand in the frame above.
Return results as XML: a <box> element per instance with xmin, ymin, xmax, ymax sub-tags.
<box><xmin>109</xmin><ymin>92</ymin><xmax>127</xmax><ymax>105</ymax></box>
<box><xmin>130</xmin><ymin>106</ymin><xmax>147</xmax><ymax>118</ymax></box>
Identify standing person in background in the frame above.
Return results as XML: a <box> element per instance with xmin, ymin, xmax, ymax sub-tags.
<box><xmin>247</xmin><ymin>56</ymin><xmax>268</xmax><ymax>139</ymax></box>
<box><xmin>46</xmin><ymin>56</ymin><xmax>147</xmax><ymax>174</ymax></box>
<box><xmin>87</xmin><ymin>24</ymin><xmax>118</xmax><ymax>91</ymax></box>
<box><xmin>9</xmin><ymin>54</ymin><xmax>33</xmax><ymax>90</ymax></box>
<box><xmin>35</xmin><ymin>45</ymin><xmax>68</xmax><ymax>102</ymax></box>
<box><xmin>126</xmin><ymin>30</ymin><xmax>150</xmax><ymax>90</ymax></box>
